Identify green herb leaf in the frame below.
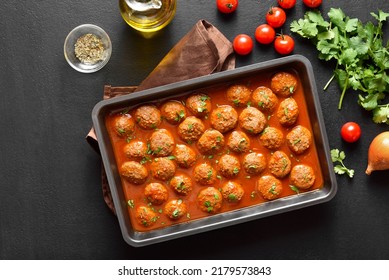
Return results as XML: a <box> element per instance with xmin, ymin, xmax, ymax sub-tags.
<box><xmin>331</xmin><ymin>149</ymin><xmax>354</xmax><ymax>178</ymax></box>
<box><xmin>127</xmin><ymin>200</ymin><xmax>135</xmax><ymax>208</ymax></box>
<box><xmin>290</xmin><ymin>185</ymin><xmax>300</xmax><ymax>194</ymax></box>
<box><xmin>290</xmin><ymin>8</ymin><xmax>389</xmax><ymax>122</ymax></box>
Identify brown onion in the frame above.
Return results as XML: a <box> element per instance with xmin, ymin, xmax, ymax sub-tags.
<box><xmin>366</xmin><ymin>131</ymin><xmax>389</xmax><ymax>175</ymax></box>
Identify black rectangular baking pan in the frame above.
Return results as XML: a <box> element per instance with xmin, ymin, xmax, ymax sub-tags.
<box><xmin>91</xmin><ymin>55</ymin><xmax>337</xmax><ymax>247</ymax></box>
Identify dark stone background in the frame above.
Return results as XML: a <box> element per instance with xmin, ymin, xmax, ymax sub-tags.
<box><xmin>1</xmin><ymin>0</ymin><xmax>389</xmax><ymax>259</ymax></box>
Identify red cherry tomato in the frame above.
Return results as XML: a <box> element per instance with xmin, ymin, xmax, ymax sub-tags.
<box><xmin>255</xmin><ymin>24</ymin><xmax>276</xmax><ymax>44</ymax></box>
<box><xmin>233</xmin><ymin>34</ymin><xmax>253</xmax><ymax>55</ymax></box>
<box><xmin>277</xmin><ymin>0</ymin><xmax>296</xmax><ymax>9</ymax></box>
<box><xmin>303</xmin><ymin>0</ymin><xmax>322</xmax><ymax>8</ymax></box>
<box><xmin>216</xmin><ymin>0</ymin><xmax>239</xmax><ymax>14</ymax></box>
<box><xmin>266</xmin><ymin>7</ymin><xmax>286</xmax><ymax>28</ymax></box>
<box><xmin>274</xmin><ymin>34</ymin><xmax>294</xmax><ymax>55</ymax></box>
<box><xmin>341</xmin><ymin>122</ymin><xmax>361</xmax><ymax>143</ymax></box>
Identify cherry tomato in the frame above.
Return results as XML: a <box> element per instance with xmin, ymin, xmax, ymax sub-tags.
<box><xmin>277</xmin><ymin>0</ymin><xmax>296</xmax><ymax>9</ymax></box>
<box><xmin>274</xmin><ymin>34</ymin><xmax>294</xmax><ymax>55</ymax></box>
<box><xmin>255</xmin><ymin>24</ymin><xmax>276</xmax><ymax>44</ymax></box>
<box><xmin>302</xmin><ymin>0</ymin><xmax>322</xmax><ymax>8</ymax></box>
<box><xmin>266</xmin><ymin>7</ymin><xmax>286</xmax><ymax>28</ymax></box>
<box><xmin>216</xmin><ymin>0</ymin><xmax>239</xmax><ymax>14</ymax></box>
<box><xmin>233</xmin><ymin>34</ymin><xmax>253</xmax><ymax>55</ymax></box>
<box><xmin>341</xmin><ymin>122</ymin><xmax>361</xmax><ymax>143</ymax></box>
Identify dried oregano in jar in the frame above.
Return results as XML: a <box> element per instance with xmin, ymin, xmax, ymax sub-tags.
<box><xmin>74</xmin><ymin>33</ymin><xmax>104</xmax><ymax>64</ymax></box>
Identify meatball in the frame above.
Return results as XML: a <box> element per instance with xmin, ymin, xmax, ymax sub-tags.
<box><xmin>169</xmin><ymin>174</ymin><xmax>193</xmax><ymax>195</ymax></box>
<box><xmin>186</xmin><ymin>93</ymin><xmax>212</xmax><ymax>117</ymax></box>
<box><xmin>193</xmin><ymin>162</ymin><xmax>217</xmax><ymax>185</ymax></box>
<box><xmin>243</xmin><ymin>152</ymin><xmax>266</xmax><ymax>175</ymax></box>
<box><xmin>227</xmin><ymin>130</ymin><xmax>251</xmax><ymax>153</ymax></box>
<box><xmin>160</xmin><ymin>101</ymin><xmax>187</xmax><ymax>124</ymax></box>
<box><xmin>197</xmin><ymin>129</ymin><xmax>225</xmax><ymax>155</ymax></box>
<box><xmin>144</xmin><ymin>182</ymin><xmax>168</xmax><ymax>205</ymax></box>
<box><xmin>252</xmin><ymin>86</ymin><xmax>278</xmax><ymax>113</ymax></box>
<box><xmin>290</xmin><ymin>164</ymin><xmax>316</xmax><ymax>190</ymax></box>
<box><xmin>218</xmin><ymin>154</ymin><xmax>241</xmax><ymax>179</ymax></box>
<box><xmin>172</xmin><ymin>144</ymin><xmax>197</xmax><ymax>168</ymax></box>
<box><xmin>268</xmin><ymin>151</ymin><xmax>291</xmax><ymax>178</ymax></box>
<box><xmin>210</xmin><ymin>105</ymin><xmax>238</xmax><ymax>133</ymax></box>
<box><xmin>257</xmin><ymin>175</ymin><xmax>283</xmax><ymax>200</ymax></box>
<box><xmin>270</xmin><ymin>72</ymin><xmax>298</xmax><ymax>97</ymax></box>
<box><xmin>226</xmin><ymin>84</ymin><xmax>252</xmax><ymax>107</ymax></box>
<box><xmin>164</xmin><ymin>199</ymin><xmax>188</xmax><ymax>220</ymax></box>
<box><xmin>286</xmin><ymin>125</ymin><xmax>312</xmax><ymax>154</ymax></box>
<box><xmin>259</xmin><ymin>127</ymin><xmax>284</xmax><ymax>150</ymax></box>
<box><xmin>114</xmin><ymin>113</ymin><xmax>135</xmax><ymax>137</ymax></box>
<box><xmin>239</xmin><ymin>107</ymin><xmax>267</xmax><ymax>134</ymax></box>
<box><xmin>150</xmin><ymin>157</ymin><xmax>176</xmax><ymax>181</ymax></box>
<box><xmin>134</xmin><ymin>105</ymin><xmax>162</xmax><ymax>130</ymax></box>
<box><xmin>177</xmin><ymin>116</ymin><xmax>205</xmax><ymax>143</ymax></box>
<box><xmin>277</xmin><ymin>97</ymin><xmax>299</xmax><ymax>126</ymax></box>
<box><xmin>149</xmin><ymin>128</ymin><xmax>175</xmax><ymax>157</ymax></box>
<box><xmin>221</xmin><ymin>181</ymin><xmax>244</xmax><ymax>203</ymax></box>
<box><xmin>135</xmin><ymin>206</ymin><xmax>158</xmax><ymax>227</ymax></box>
<box><xmin>123</xmin><ymin>140</ymin><xmax>147</xmax><ymax>159</ymax></box>
<box><xmin>120</xmin><ymin>161</ymin><xmax>148</xmax><ymax>185</ymax></box>
<box><xmin>197</xmin><ymin>187</ymin><xmax>223</xmax><ymax>213</ymax></box>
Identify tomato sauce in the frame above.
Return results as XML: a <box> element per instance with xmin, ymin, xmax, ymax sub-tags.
<box><xmin>105</xmin><ymin>69</ymin><xmax>323</xmax><ymax>232</ymax></box>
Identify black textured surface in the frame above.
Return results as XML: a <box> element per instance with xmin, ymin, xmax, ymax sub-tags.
<box><xmin>1</xmin><ymin>0</ymin><xmax>389</xmax><ymax>259</ymax></box>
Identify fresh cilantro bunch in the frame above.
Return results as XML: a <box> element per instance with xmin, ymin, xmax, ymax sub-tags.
<box><xmin>330</xmin><ymin>149</ymin><xmax>354</xmax><ymax>178</ymax></box>
<box><xmin>291</xmin><ymin>8</ymin><xmax>389</xmax><ymax>124</ymax></box>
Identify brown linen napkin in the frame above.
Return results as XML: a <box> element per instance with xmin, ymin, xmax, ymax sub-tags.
<box><xmin>87</xmin><ymin>19</ymin><xmax>235</xmax><ymax>214</ymax></box>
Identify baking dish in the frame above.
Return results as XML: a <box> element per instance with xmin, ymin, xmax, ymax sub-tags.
<box><xmin>91</xmin><ymin>55</ymin><xmax>337</xmax><ymax>247</ymax></box>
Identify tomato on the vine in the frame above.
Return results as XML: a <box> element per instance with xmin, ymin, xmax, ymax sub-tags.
<box><xmin>233</xmin><ymin>34</ymin><xmax>253</xmax><ymax>55</ymax></box>
<box><xmin>341</xmin><ymin>122</ymin><xmax>361</xmax><ymax>143</ymax></box>
<box><xmin>277</xmin><ymin>0</ymin><xmax>296</xmax><ymax>9</ymax></box>
<box><xmin>216</xmin><ymin>0</ymin><xmax>239</xmax><ymax>14</ymax></box>
<box><xmin>255</xmin><ymin>24</ymin><xmax>276</xmax><ymax>44</ymax></box>
<box><xmin>302</xmin><ymin>0</ymin><xmax>322</xmax><ymax>8</ymax></box>
<box><xmin>266</xmin><ymin>7</ymin><xmax>286</xmax><ymax>28</ymax></box>
<box><xmin>274</xmin><ymin>34</ymin><xmax>294</xmax><ymax>55</ymax></box>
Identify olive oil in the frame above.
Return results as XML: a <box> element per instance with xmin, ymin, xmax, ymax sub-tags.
<box><xmin>119</xmin><ymin>0</ymin><xmax>176</xmax><ymax>34</ymax></box>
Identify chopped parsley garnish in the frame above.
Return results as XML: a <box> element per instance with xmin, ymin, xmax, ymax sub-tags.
<box><xmin>269</xmin><ymin>184</ymin><xmax>279</xmax><ymax>195</ymax></box>
<box><xmin>290</xmin><ymin>185</ymin><xmax>300</xmax><ymax>194</ymax></box>
<box><xmin>174</xmin><ymin>110</ymin><xmax>185</xmax><ymax>122</ymax></box>
<box><xmin>228</xmin><ymin>194</ymin><xmax>237</xmax><ymax>201</ymax></box>
<box><xmin>207</xmin><ymin>169</ymin><xmax>213</xmax><ymax>179</ymax></box>
<box><xmin>172</xmin><ymin>209</ymin><xmax>180</xmax><ymax>218</ymax></box>
<box><xmin>127</xmin><ymin>200</ymin><xmax>135</xmax><ymax>208</ymax></box>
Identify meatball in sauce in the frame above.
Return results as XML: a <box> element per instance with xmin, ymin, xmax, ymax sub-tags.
<box><xmin>197</xmin><ymin>187</ymin><xmax>223</xmax><ymax>214</ymax></box>
<box><xmin>186</xmin><ymin>93</ymin><xmax>212</xmax><ymax>118</ymax></box>
<box><xmin>252</xmin><ymin>86</ymin><xmax>278</xmax><ymax>113</ymax></box>
<box><xmin>239</xmin><ymin>107</ymin><xmax>267</xmax><ymax>135</ymax></box>
<box><xmin>197</xmin><ymin>129</ymin><xmax>225</xmax><ymax>155</ymax></box>
<box><xmin>134</xmin><ymin>105</ymin><xmax>161</xmax><ymax>130</ymax></box>
<box><xmin>114</xmin><ymin>113</ymin><xmax>135</xmax><ymax>137</ymax></box>
<box><xmin>178</xmin><ymin>116</ymin><xmax>205</xmax><ymax>143</ymax></box>
<box><xmin>270</xmin><ymin>72</ymin><xmax>298</xmax><ymax>97</ymax></box>
<box><xmin>226</xmin><ymin>84</ymin><xmax>252</xmax><ymax>107</ymax></box>
<box><xmin>210</xmin><ymin>105</ymin><xmax>238</xmax><ymax>133</ymax></box>
<box><xmin>120</xmin><ymin>161</ymin><xmax>148</xmax><ymax>185</ymax></box>
<box><xmin>161</xmin><ymin>101</ymin><xmax>187</xmax><ymax>124</ymax></box>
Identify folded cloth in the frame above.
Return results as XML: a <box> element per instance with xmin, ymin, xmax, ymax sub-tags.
<box><xmin>86</xmin><ymin>19</ymin><xmax>235</xmax><ymax>214</ymax></box>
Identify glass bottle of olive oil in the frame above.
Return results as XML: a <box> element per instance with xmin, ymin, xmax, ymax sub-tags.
<box><xmin>119</xmin><ymin>0</ymin><xmax>176</xmax><ymax>34</ymax></box>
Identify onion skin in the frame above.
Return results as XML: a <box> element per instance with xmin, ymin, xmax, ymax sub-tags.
<box><xmin>366</xmin><ymin>131</ymin><xmax>389</xmax><ymax>175</ymax></box>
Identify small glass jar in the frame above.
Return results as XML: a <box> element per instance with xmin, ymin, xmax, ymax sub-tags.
<box><xmin>119</xmin><ymin>0</ymin><xmax>176</xmax><ymax>34</ymax></box>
